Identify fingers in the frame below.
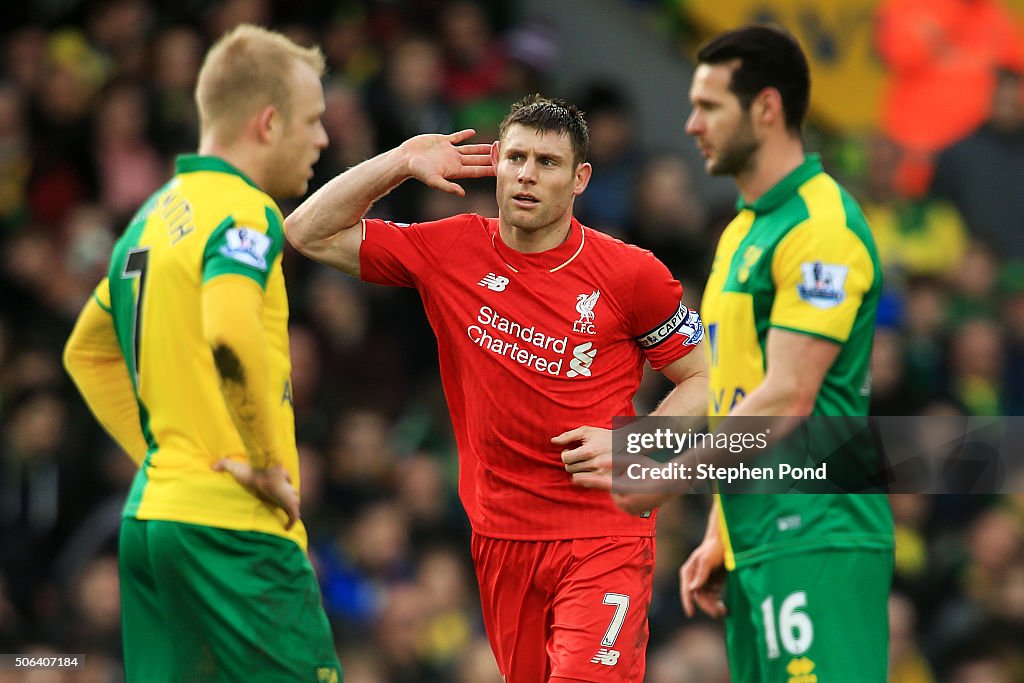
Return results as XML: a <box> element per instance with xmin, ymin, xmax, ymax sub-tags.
<box><xmin>680</xmin><ymin>556</ymin><xmax>711</xmax><ymax>618</ymax></box>
<box><xmin>458</xmin><ymin>144</ymin><xmax>496</xmax><ymax>158</ymax></box>
<box><xmin>260</xmin><ymin>467</ymin><xmax>301</xmax><ymax>531</ymax></box>
<box><xmin>215</xmin><ymin>460</ymin><xmax>299</xmax><ymax>531</ymax></box>
<box><xmin>460</xmin><ymin>164</ymin><xmax>496</xmax><ymax>178</ymax></box>
<box><xmin>560</xmin><ymin>445</ymin><xmax>591</xmax><ymax>467</ymax></box>
<box><xmin>572</xmin><ymin>471</ymin><xmax>613</xmax><ymax>491</ymax></box>
<box><xmin>694</xmin><ymin>589</ymin><xmax>727</xmax><ymax>619</ymax></box>
<box><xmin>212</xmin><ymin>458</ymin><xmax>251</xmax><ymax>484</ymax></box>
<box><xmin>680</xmin><ymin>563</ymin><xmax>696</xmax><ymax>618</ymax></box>
<box><xmin>281</xmin><ymin>492</ymin><xmax>299</xmax><ymax>530</ymax></box>
<box><xmin>423</xmin><ymin>174</ymin><xmax>467</xmax><ymax>196</ymax></box>
<box><xmin>552</xmin><ymin>426</ymin><xmax>586</xmax><ymax>445</ymax></box>
<box><xmin>680</xmin><ymin>552</ymin><xmax>727</xmax><ymax>619</ymax></box>
<box><xmin>447</xmin><ymin>128</ymin><xmax>477</xmax><ymax>144</ymax></box>
<box><xmin>612</xmin><ymin>492</ymin><xmax>659</xmax><ymax>516</ymax></box>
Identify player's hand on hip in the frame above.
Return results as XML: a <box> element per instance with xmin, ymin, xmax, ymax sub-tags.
<box><xmin>401</xmin><ymin>129</ymin><xmax>495</xmax><ymax>196</ymax></box>
<box><xmin>680</xmin><ymin>539</ymin><xmax>727</xmax><ymax>619</ymax></box>
<box><xmin>213</xmin><ymin>458</ymin><xmax>300</xmax><ymax>530</ymax></box>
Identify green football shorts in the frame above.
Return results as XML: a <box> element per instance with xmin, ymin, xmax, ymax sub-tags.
<box><xmin>119</xmin><ymin>518</ymin><xmax>342</xmax><ymax>682</ymax></box>
<box><xmin>724</xmin><ymin>548</ymin><xmax>893</xmax><ymax>683</ymax></box>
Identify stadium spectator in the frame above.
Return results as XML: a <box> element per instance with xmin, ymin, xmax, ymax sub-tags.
<box><xmin>889</xmin><ymin>592</ymin><xmax>936</xmax><ymax>683</ymax></box>
<box><xmin>627</xmin><ymin>152</ymin><xmax>710</xmax><ymax>283</ymax></box>
<box><xmin>439</xmin><ymin>0</ymin><xmax>507</xmax><ymax>105</ymax></box>
<box><xmin>875</xmin><ymin>0</ymin><xmax>1024</xmax><ymax>196</ymax></box>
<box><xmin>148</xmin><ymin>26</ymin><xmax>203</xmax><ymax>158</ymax></box>
<box><xmin>572</xmin><ymin>82</ymin><xmax>647</xmax><ymax>234</ymax></box>
<box><xmin>931</xmin><ymin>67</ymin><xmax>1024</xmax><ymax>259</ymax></box>
<box><xmin>859</xmin><ymin>134</ymin><xmax>968</xmax><ymax>280</ymax></box>
<box><xmin>92</xmin><ymin>82</ymin><xmax>164</xmax><ymax>222</ymax></box>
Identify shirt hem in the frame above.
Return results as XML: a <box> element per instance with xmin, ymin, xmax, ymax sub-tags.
<box><xmin>123</xmin><ymin>507</ymin><xmax>306</xmax><ymax>549</ymax></box>
<box><xmin>470</xmin><ymin>526</ymin><xmax>655</xmax><ymax>541</ymax></box>
<box><xmin>730</xmin><ymin>535</ymin><xmax>893</xmax><ymax>569</ymax></box>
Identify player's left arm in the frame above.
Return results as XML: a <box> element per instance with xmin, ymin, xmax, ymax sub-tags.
<box><xmin>740</xmin><ymin>212</ymin><xmax>876</xmax><ymax>417</ymax></box>
<box><xmin>203</xmin><ymin>273</ymin><xmax>300</xmax><ymax>530</ymax></box>
<box><xmin>63</xmin><ymin>280</ymin><xmax>150</xmax><ymax>465</ymax></box>
<box><xmin>649</xmin><ymin>344</ymin><xmax>709</xmax><ymax>421</ymax></box>
<box><xmin>728</xmin><ymin>329</ymin><xmax>839</xmax><ymax>418</ymax></box>
<box><xmin>558</xmin><ymin>252</ymin><xmax>709</xmax><ymax>477</ymax></box>
<box><xmin>571</xmin><ymin>332</ymin><xmax>839</xmax><ymax>507</ymax></box>
<box><xmin>574</xmin><ymin>218</ymin><xmax>875</xmax><ymax>507</ymax></box>
<box><xmin>557</xmin><ymin>348</ymin><xmax>708</xmax><ymax>476</ymax></box>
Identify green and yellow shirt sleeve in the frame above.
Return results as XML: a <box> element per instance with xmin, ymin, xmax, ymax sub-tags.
<box><xmin>199</xmin><ymin>207</ymin><xmax>284</xmax><ymax>469</ymax></box>
<box><xmin>769</xmin><ymin>217</ymin><xmax>875</xmax><ymax>344</ymax></box>
<box><xmin>201</xmin><ymin>205</ymin><xmax>285</xmax><ymax>289</ymax></box>
<box><xmin>64</xmin><ymin>278</ymin><xmax>150</xmax><ymax>464</ymax></box>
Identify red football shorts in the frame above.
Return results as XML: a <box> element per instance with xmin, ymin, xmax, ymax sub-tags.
<box><xmin>471</xmin><ymin>533</ymin><xmax>655</xmax><ymax>683</ymax></box>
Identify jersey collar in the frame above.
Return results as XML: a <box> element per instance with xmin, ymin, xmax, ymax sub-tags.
<box><xmin>175</xmin><ymin>155</ymin><xmax>261</xmax><ymax>191</ymax></box>
<box><xmin>737</xmin><ymin>153</ymin><xmax>823</xmax><ymax>214</ymax></box>
<box><xmin>489</xmin><ymin>217</ymin><xmax>586</xmax><ymax>273</ymax></box>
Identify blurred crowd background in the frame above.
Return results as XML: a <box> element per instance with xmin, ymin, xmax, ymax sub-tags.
<box><xmin>1</xmin><ymin>0</ymin><xmax>1024</xmax><ymax>681</ymax></box>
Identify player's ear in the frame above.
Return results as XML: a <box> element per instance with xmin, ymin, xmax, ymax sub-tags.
<box><xmin>254</xmin><ymin>105</ymin><xmax>279</xmax><ymax>144</ymax></box>
<box><xmin>490</xmin><ymin>140</ymin><xmax>500</xmax><ymax>167</ymax></box>
<box><xmin>754</xmin><ymin>87</ymin><xmax>782</xmax><ymax>127</ymax></box>
<box><xmin>573</xmin><ymin>161</ymin><xmax>592</xmax><ymax>196</ymax></box>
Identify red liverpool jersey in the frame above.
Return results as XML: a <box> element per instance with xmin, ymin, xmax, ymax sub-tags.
<box><xmin>360</xmin><ymin>214</ymin><xmax>701</xmax><ymax>539</ymax></box>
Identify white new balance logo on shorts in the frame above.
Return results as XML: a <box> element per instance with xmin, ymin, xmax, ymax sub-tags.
<box><xmin>478</xmin><ymin>273</ymin><xmax>510</xmax><ymax>292</ymax></box>
<box><xmin>591</xmin><ymin>648</ymin><xmax>620</xmax><ymax>666</ymax></box>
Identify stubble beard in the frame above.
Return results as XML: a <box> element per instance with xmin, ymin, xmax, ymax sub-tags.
<box><xmin>708</xmin><ymin>118</ymin><xmax>759</xmax><ymax>178</ymax></box>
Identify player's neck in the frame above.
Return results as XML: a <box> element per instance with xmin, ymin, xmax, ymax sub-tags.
<box><xmin>735</xmin><ymin>135</ymin><xmax>805</xmax><ymax>205</ymax></box>
<box><xmin>198</xmin><ymin>137</ymin><xmax>269</xmax><ymax>192</ymax></box>
<box><xmin>498</xmin><ymin>217</ymin><xmax>572</xmax><ymax>254</ymax></box>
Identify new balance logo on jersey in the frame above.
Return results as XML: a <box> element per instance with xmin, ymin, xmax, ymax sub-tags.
<box><xmin>572</xmin><ymin>290</ymin><xmax>600</xmax><ymax>334</ymax></box>
<box><xmin>478</xmin><ymin>273</ymin><xmax>510</xmax><ymax>291</ymax></box>
<box><xmin>590</xmin><ymin>648</ymin><xmax>620</xmax><ymax>666</ymax></box>
<box><xmin>566</xmin><ymin>342</ymin><xmax>597</xmax><ymax>378</ymax></box>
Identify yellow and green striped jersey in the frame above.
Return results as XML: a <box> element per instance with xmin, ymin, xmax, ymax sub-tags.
<box><xmin>101</xmin><ymin>155</ymin><xmax>304</xmax><ymax>548</ymax></box>
<box><xmin>702</xmin><ymin>155</ymin><xmax>892</xmax><ymax>569</ymax></box>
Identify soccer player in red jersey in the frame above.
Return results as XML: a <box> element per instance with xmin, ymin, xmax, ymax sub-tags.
<box><xmin>286</xmin><ymin>95</ymin><xmax>707</xmax><ymax>682</ymax></box>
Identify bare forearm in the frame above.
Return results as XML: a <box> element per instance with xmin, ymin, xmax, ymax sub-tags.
<box><xmin>728</xmin><ymin>378</ymin><xmax>814</xmax><ymax>418</ymax></box>
<box><xmin>285</xmin><ymin>146</ymin><xmax>410</xmax><ymax>265</ymax></box>
<box><xmin>705</xmin><ymin>498</ymin><xmax>721</xmax><ymax>540</ymax></box>
<box><xmin>285</xmin><ymin>130</ymin><xmax>494</xmax><ymax>275</ymax></box>
<box><xmin>650</xmin><ymin>373</ymin><xmax>709</xmax><ymax>430</ymax></box>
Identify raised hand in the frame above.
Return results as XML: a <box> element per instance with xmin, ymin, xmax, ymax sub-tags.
<box><xmin>401</xmin><ymin>129</ymin><xmax>495</xmax><ymax>196</ymax></box>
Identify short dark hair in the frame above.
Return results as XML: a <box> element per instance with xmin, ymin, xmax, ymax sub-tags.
<box><xmin>498</xmin><ymin>94</ymin><xmax>590</xmax><ymax>165</ymax></box>
<box><xmin>696</xmin><ymin>25</ymin><xmax>810</xmax><ymax>133</ymax></box>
